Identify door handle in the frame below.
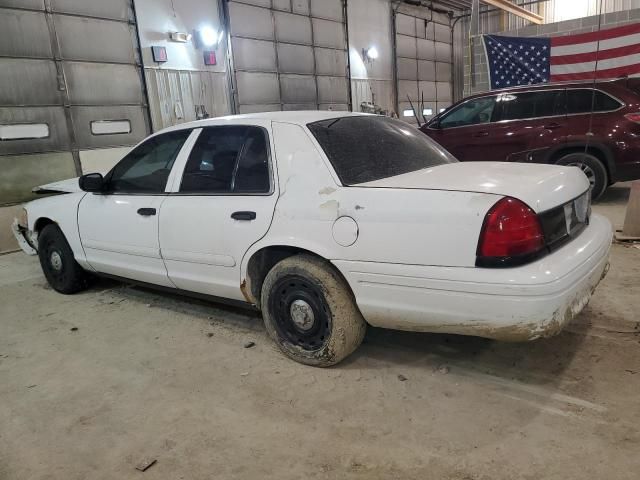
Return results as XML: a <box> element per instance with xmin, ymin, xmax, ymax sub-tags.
<box><xmin>231</xmin><ymin>211</ymin><xmax>256</xmax><ymax>221</ymax></box>
<box><xmin>544</xmin><ymin>123</ymin><xmax>562</xmax><ymax>130</ymax></box>
<box><xmin>137</xmin><ymin>208</ymin><xmax>156</xmax><ymax>216</ymax></box>
<box><xmin>472</xmin><ymin>131</ymin><xmax>489</xmax><ymax>137</ymax></box>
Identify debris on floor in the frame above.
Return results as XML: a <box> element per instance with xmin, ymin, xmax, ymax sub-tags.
<box><xmin>206</xmin><ymin>332</ymin><xmax>214</xmax><ymax>338</ymax></box>
<box><xmin>135</xmin><ymin>458</ymin><xmax>157</xmax><ymax>472</ymax></box>
<box><xmin>70</xmin><ymin>327</ymin><xmax>78</xmax><ymax>332</ymax></box>
<box><xmin>436</xmin><ymin>365</ymin><xmax>451</xmax><ymax>375</ymax></box>
<box><xmin>244</xmin><ymin>341</ymin><xmax>256</xmax><ymax>348</ymax></box>
<box><xmin>397</xmin><ymin>374</ymin><xmax>408</xmax><ymax>382</ymax></box>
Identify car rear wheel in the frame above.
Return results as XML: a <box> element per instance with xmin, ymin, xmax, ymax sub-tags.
<box><xmin>555</xmin><ymin>152</ymin><xmax>608</xmax><ymax>200</ymax></box>
<box><xmin>38</xmin><ymin>224</ymin><xmax>91</xmax><ymax>294</ymax></box>
<box><xmin>261</xmin><ymin>254</ymin><xmax>366</xmax><ymax>367</ymax></box>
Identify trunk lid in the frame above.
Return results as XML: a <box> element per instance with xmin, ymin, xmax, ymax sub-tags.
<box><xmin>356</xmin><ymin>161</ymin><xmax>590</xmax><ymax>212</ymax></box>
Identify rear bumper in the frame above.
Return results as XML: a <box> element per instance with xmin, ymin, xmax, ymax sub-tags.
<box><xmin>333</xmin><ymin>213</ymin><xmax>612</xmax><ymax>341</ymax></box>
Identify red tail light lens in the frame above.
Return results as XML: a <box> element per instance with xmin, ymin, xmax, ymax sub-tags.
<box><xmin>477</xmin><ymin>197</ymin><xmax>545</xmax><ymax>266</ymax></box>
<box><xmin>624</xmin><ymin>112</ymin><xmax>640</xmax><ymax>124</ymax></box>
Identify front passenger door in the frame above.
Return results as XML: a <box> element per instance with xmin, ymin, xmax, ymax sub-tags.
<box><xmin>78</xmin><ymin>129</ymin><xmax>193</xmax><ymax>286</ymax></box>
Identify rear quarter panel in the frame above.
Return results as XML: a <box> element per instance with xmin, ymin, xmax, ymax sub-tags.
<box><xmin>244</xmin><ymin>121</ymin><xmax>502</xmax><ymax>274</ymax></box>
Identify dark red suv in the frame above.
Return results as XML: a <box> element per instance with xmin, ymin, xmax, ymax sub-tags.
<box><xmin>421</xmin><ymin>78</ymin><xmax>640</xmax><ymax>198</ymax></box>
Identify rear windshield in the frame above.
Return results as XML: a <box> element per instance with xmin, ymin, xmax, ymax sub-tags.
<box><xmin>307</xmin><ymin>116</ymin><xmax>457</xmax><ymax>185</ymax></box>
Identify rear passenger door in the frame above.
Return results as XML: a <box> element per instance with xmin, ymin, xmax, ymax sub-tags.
<box><xmin>489</xmin><ymin>89</ymin><xmax>567</xmax><ymax>163</ymax></box>
<box><xmin>158</xmin><ymin>123</ymin><xmax>277</xmax><ymax>300</ymax></box>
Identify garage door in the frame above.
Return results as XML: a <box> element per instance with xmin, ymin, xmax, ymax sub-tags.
<box><xmin>394</xmin><ymin>12</ymin><xmax>453</xmax><ymax>125</ymax></box>
<box><xmin>226</xmin><ymin>0</ymin><xmax>351</xmax><ymax>113</ymax></box>
<box><xmin>0</xmin><ymin>0</ymin><xmax>150</xmax><ymax>206</ymax></box>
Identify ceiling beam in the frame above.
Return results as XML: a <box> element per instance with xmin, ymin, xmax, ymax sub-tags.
<box><xmin>481</xmin><ymin>0</ymin><xmax>544</xmax><ymax>24</ymax></box>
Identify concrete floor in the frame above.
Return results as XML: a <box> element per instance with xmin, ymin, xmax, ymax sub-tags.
<box><xmin>1</xmin><ymin>184</ymin><xmax>639</xmax><ymax>480</ymax></box>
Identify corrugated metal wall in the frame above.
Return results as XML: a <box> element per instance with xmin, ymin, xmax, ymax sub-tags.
<box><xmin>394</xmin><ymin>9</ymin><xmax>454</xmax><ymax>125</ymax></box>
<box><xmin>225</xmin><ymin>0</ymin><xmax>351</xmax><ymax>113</ymax></box>
<box><xmin>0</xmin><ymin>0</ymin><xmax>150</xmax><ymax>206</ymax></box>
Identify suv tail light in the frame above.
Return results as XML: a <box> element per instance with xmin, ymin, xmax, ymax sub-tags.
<box><xmin>476</xmin><ymin>197</ymin><xmax>545</xmax><ymax>267</ymax></box>
<box><xmin>624</xmin><ymin>112</ymin><xmax>640</xmax><ymax>124</ymax></box>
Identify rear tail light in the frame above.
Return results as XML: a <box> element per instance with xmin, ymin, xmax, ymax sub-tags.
<box><xmin>624</xmin><ymin>112</ymin><xmax>640</xmax><ymax>124</ymax></box>
<box><xmin>476</xmin><ymin>197</ymin><xmax>545</xmax><ymax>267</ymax></box>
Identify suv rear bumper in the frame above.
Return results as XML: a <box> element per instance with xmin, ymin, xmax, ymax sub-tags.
<box><xmin>333</xmin><ymin>213</ymin><xmax>612</xmax><ymax>341</ymax></box>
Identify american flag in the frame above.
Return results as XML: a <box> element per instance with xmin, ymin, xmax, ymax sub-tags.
<box><xmin>483</xmin><ymin>23</ymin><xmax>640</xmax><ymax>90</ymax></box>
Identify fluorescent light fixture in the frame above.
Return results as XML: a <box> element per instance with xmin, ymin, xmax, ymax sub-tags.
<box><xmin>403</xmin><ymin>109</ymin><xmax>414</xmax><ymax>117</ymax></box>
<box><xmin>365</xmin><ymin>46</ymin><xmax>379</xmax><ymax>60</ymax></box>
<box><xmin>423</xmin><ymin>108</ymin><xmax>433</xmax><ymax>116</ymax></box>
<box><xmin>0</xmin><ymin>123</ymin><xmax>49</xmax><ymax>140</ymax></box>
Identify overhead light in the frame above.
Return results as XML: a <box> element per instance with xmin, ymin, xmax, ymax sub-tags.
<box><xmin>365</xmin><ymin>46</ymin><xmax>379</xmax><ymax>60</ymax></box>
<box><xmin>196</xmin><ymin>26</ymin><xmax>223</xmax><ymax>48</ymax></box>
<box><xmin>169</xmin><ymin>31</ymin><xmax>192</xmax><ymax>43</ymax></box>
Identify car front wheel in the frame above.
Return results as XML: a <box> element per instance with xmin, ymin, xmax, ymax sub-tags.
<box><xmin>555</xmin><ymin>152</ymin><xmax>608</xmax><ymax>200</ymax></box>
<box><xmin>261</xmin><ymin>254</ymin><xmax>366</xmax><ymax>367</ymax></box>
<box><xmin>38</xmin><ymin>224</ymin><xmax>90</xmax><ymax>294</ymax></box>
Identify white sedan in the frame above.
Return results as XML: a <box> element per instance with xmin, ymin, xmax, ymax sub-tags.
<box><xmin>13</xmin><ymin>111</ymin><xmax>612</xmax><ymax>366</ymax></box>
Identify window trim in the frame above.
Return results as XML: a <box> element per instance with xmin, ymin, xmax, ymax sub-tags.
<box><xmin>429</xmin><ymin>87</ymin><xmax>625</xmax><ymax>130</ymax></box>
<box><xmin>172</xmin><ymin>125</ymin><xmax>275</xmax><ymax>197</ymax></box>
<box><xmin>99</xmin><ymin>128</ymin><xmax>194</xmax><ymax>196</ymax></box>
<box><xmin>431</xmin><ymin>94</ymin><xmax>500</xmax><ymax>130</ymax></box>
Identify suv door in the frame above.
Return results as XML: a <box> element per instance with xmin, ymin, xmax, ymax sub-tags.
<box><xmin>423</xmin><ymin>95</ymin><xmax>499</xmax><ymax>161</ymax></box>
<box><xmin>487</xmin><ymin>89</ymin><xmax>567</xmax><ymax>163</ymax></box>
<box><xmin>159</xmin><ymin>124</ymin><xmax>277</xmax><ymax>300</ymax></box>
<box><xmin>77</xmin><ymin>129</ymin><xmax>193</xmax><ymax>286</ymax></box>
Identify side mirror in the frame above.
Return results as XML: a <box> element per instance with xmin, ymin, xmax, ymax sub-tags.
<box><xmin>79</xmin><ymin>173</ymin><xmax>105</xmax><ymax>192</ymax></box>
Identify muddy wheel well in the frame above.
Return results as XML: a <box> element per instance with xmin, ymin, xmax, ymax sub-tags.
<box><xmin>244</xmin><ymin>246</ymin><xmax>351</xmax><ymax>309</ymax></box>
<box><xmin>33</xmin><ymin>217</ymin><xmax>54</xmax><ymax>234</ymax></box>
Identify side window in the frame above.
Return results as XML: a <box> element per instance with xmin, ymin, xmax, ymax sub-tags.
<box><xmin>438</xmin><ymin>96</ymin><xmax>497</xmax><ymax>129</ymax></box>
<box><xmin>567</xmin><ymin>89</ymin><xmax>621</xmax><ymax>114</ymax></box>
<box><xmin>497</xmin><ymin>90</ymin><xmax>564</xmax><ymax>121</ymax></box>
<box><xmin>180</xmin><ymin>126</ymin><xmax>270</xmax><ymax>194</ymax></box>
<box><xmin>107</xmin><ymin>130</ymin><xmax>190</xmax><ymax>193</ymax></box>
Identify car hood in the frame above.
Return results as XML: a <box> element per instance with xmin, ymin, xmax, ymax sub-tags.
<box><xmin>33</xmin><ymin>177</ymin><xmax>81</xmax><ymax>194</ymax></box>
<box><xmin>355</xmin><ymin>161</ymin><xmax>590</xmax><ymax>212</ymax></box>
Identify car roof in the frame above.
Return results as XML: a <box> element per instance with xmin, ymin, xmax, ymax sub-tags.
<box><xmin>158</xmin><ymin>110</ymin><xmax>369</xmax><ymax>134</ymax></box>
<box><xmin>465</xmin><ymin>78</ymin><xmax>625</xmax><ymax>100</ymax></box>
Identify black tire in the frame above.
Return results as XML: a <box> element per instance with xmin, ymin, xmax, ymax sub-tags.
<box><xmin>261</xmin><ymin>254</ymin><xmax>366</xmax><ymax>367</ymax></box>
<box><xmin>555</xmin><ymin>152</ymin><xmax>608</xmax><ymax>200</ymax></box>
<box><xmin>38</xmin><ymin>224</ymin><xmax>90</xmax><ymax>294</ymax></box>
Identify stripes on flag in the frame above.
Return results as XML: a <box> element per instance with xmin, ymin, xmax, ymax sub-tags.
<box><xmin>483</xmin><ymin>22</ymin><xmax>640</xmax><ymax>89</ymax></box>
<box><xmin>550</xmin><ymin>23</ymin><xmax>640</xmax><ymax>81</ymax></box>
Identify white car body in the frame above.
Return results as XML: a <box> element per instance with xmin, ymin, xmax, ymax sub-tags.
<box><xmin>15</xmin><ymin>111</ymin><xmax>612</xmax><ymax>341</ymax></box>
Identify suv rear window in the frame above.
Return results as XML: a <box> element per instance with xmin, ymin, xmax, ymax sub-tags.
<box><xmin>567</xmin><ymin>89</ymin><xmax>621</xmax><ymax>114</ymax></box>
<box><xmin>497</xmin><ymin>90</ymin><xmax>564</xmax><ymax>121</ymax></box>
<box><xmin>307</xmin><ymin>116</ymin><xmax>456</xmax><ymax>185</ymax></box>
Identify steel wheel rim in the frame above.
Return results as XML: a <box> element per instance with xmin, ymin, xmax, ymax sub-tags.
<box><xmin>269</xmin><ymin>275</ymin><xmax>331</xmax><ymax>351</ymax></box>
<box><xmin>50</xmin><ymin>250</ymin><xmax>63</xmax><ymax>272</ymax></box>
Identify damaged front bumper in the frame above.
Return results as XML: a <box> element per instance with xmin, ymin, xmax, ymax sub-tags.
<box><xmin>11</xmin><ymin>218</ymin><xmax>38</xmax><ymax>255</ymax></box>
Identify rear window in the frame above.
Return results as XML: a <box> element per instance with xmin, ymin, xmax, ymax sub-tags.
<box><xmin>307</xmin><ymin>116</ymin><xmax>457</xmax><ymax>185</ymax></box>
<box><xmin>497</xmin><ymin>90</ymin><xmax>564</xmax><ymax>121</ymax></box>
<box><xmin>567</xmin><ymin>89</ymin><xmax>621</xmax><ymax>114</ymax></box>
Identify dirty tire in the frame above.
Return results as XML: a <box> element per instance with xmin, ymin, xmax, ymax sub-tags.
<box><xmin>38</xmin><ymin>224</ymin><xmax>90</xmax><ymax>294</ymax></box>
<box><xmin>261</xmin><ymin>254</ymin><xmax>366</xmax><ymax>367</ymax></box>
<box><xmin>555</xmin><ymin>152</ymin><xmax>608</xmax><ymax>200</ymax></box>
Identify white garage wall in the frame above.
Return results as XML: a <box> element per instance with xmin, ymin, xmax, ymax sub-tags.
<box><xmin>348</xmin><ymin>0</ymin><xmax>395</xmax><ymax>114</ymax></box>
<box><xmin>134</xmin><ymin>0</ymin><xmax>231</xmax><ymax>130</ymax></box>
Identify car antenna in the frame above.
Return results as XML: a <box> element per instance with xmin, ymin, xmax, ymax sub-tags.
<box><xmin>407</xmin><ymin>95</ymin><xmax>422</xmax><ymax>127</ymax></box>
<box><xmin>585</xmin><ymin>0</ymin><xmax>604</xmax><ymax>166</ymax></box>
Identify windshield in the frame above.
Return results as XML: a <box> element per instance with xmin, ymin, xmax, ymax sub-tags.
<box><xmin>307</xmin><ymin>116</ymin><xmax>457</xmax><ymax>185</ymax></box>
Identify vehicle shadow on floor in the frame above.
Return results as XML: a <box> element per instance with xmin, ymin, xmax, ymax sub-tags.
<box><xmin>344</xmin><ymin>322</ymin><xmax>588</xmax><ymax>390</ymax></box>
